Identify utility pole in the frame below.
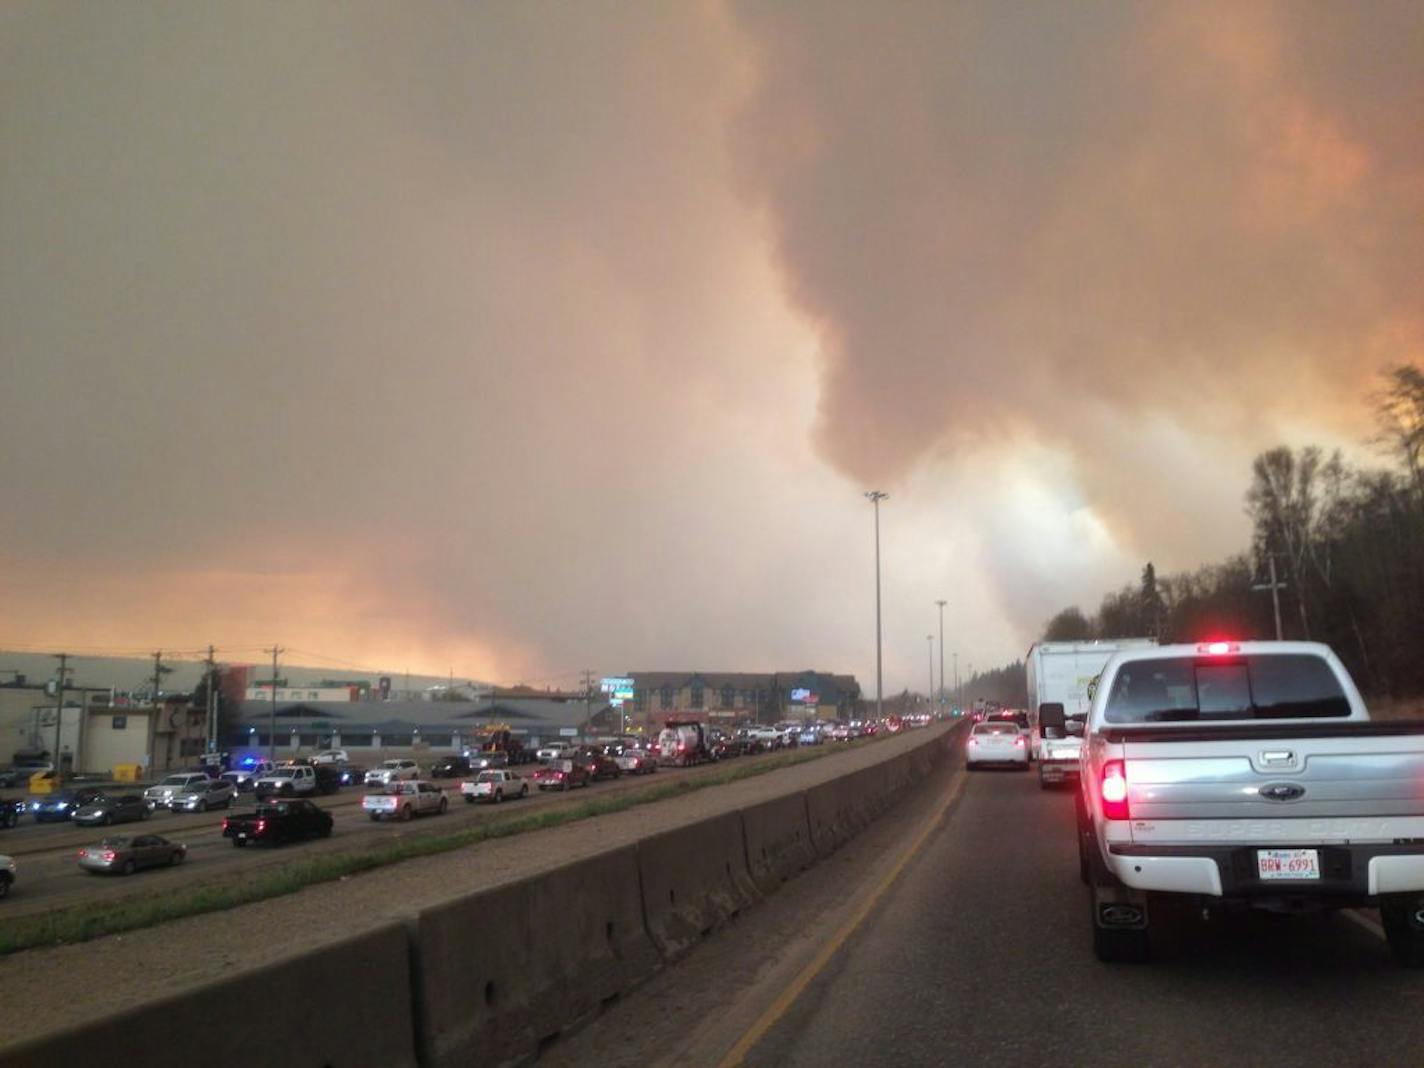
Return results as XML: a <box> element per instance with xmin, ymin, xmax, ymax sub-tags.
<box><xmin>581</xmin><ymin>669</ymin><xmax>595</xmax><ymax>740</ymax></box>
<box><xmin>935</xmin><ymin>599</ymin><xmax>947</xmax><ymax>709</ymax></box>
<box><xmin>264</xmin><ymin>645</ymin><xmax>284</xmax><ymax>761</ymax></box>
<box><xmin>865</xmin><ymin>491</ymin><xmax>889</xmax><ymax>721</ymax></box>
<box><xmin>52</xmin><ymin>653</ymin><xmax>71</xmax><ymax>783</ymax></box>
<box><xmin>204</xmin><ymin>644</ymin><xmax>218</xmax><ymax>756</ymax></box>
<box><xmin>926</xmin><ymin>635</ymin><xmax>935</xmax><ymax>710</ymax></box>
<box><xmin>1253</xmin><ymin>553</ymin><xmax>1287</xmax><ymax>641</ymax></box>
<box><xmin>953</xmin><ymin>651</ymin><xmax>959</xmax><ymax>709</ymax></box>
<box><xmin>151</xmin><ymin>650</ymin><xmax>172</xmax><ymax>768</ymax></box>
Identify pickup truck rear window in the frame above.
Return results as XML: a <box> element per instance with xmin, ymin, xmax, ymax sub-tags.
<box><xmin>1104</xmin><ymin>655</ymin><xmax>1351</xmax><ymax>723</ymax></box>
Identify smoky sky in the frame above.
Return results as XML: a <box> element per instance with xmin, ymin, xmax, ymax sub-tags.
<box><xmin>2</xmin><ymin>3</ymin><xmax>1420</xmax><ymax>690</ymax></box>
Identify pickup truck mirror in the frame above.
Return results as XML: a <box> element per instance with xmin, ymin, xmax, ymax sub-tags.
<box><xmin>1065</xmin><ymin>719</ymin><xmax>1085</xmax><ymax>737</ymax></box>
<box><xmin>1038</xmin><ymin>703</ymin><xmax>1066</xmax><ymax>736</ymax></box>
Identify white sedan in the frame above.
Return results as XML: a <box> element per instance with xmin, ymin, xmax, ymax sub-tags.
<box><xmin>965</xmin><ymin>721</ymin><xmax>1029</xmax><ymax>770</ymax></box>
<box><xmin>461</xmin><ymin>770</ymin><xmax>531</xmax><ymax>804</ymax></box>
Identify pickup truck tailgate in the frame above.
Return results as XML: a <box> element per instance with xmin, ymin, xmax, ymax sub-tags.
<box><xmin>1106</xmin><ymin>725</ymin><xmax>1424</xmax><ymax>845</ymax></box>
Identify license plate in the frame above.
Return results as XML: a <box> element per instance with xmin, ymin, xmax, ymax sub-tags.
<box><xmin>1257</xmin><ymin>848</ymin><xmax>1320</xmax><ymax>880</ymax></box>
<box><xmin>237</xmin><ymin>833</ymin><xmax>248</xmax><ymax>840</ymax></box>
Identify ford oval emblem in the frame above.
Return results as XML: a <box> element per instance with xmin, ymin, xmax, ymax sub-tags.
<box><xmin>1259</xmin><ymin>782</ymin><xmax>1306</xmax><ymax>802</ymax></box>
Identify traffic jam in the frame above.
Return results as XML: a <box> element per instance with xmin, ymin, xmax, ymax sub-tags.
<box><xmin>0</xmin><ymin>716</ymin><xmax>927</xmax><ymax>902</ymax></box>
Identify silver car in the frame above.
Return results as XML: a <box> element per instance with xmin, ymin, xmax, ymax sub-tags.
<box><xmin>77</xmin><ymin>834</ymin><xmax>186</xmax><ymax>875</ymax></box>
<box><xmin>143</xmin><ymin>772</ymin><xmax>211</xmax><ymax>810</ymax></box>
<box><xmin>364</xmin><ymin>759</ymin><xmax>420</xmax><ymax>786</ymax></box>
<box><xmin>169</xmin><ymin>779</ymin><xmax>237</xmax><ymax>813</ymax></box>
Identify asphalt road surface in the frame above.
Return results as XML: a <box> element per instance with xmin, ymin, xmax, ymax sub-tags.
<box><xmin>0</xmin><ymin>744</ymin><xmax>862</xmax><ymax>918</ymax></box>
<box><xmin>742</xmin><ymin>761</ymin><xmax>1424</xmax><ymax>1067</ymax></box>
<box><xmin>553</xmin><ymin>738</ymin><xmax>1424</xmax><ymax>1068</ymax></box>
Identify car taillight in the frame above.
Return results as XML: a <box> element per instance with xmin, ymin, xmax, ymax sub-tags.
<box><xmin>102</xmin><ymin>851</ymin><xmax>117</xmax><ymax>861</ymax></box>
<box><xmin>222</xmin><ymin>817</ymin><xmax>230</xmax><ymax>830</ymax></box>
<box><xmin>1014</xmin><ymin>737</ymin><xmax>1025</xmax><ymax>748</ymax></box>
<box><xmin>967</xmin><ymin>738</ymin><xmax>977</xmax><ymax>746</ymax></box>
<box><xmin>1100</xmin><ymin>760</ymin><xmax>1129</xmax><ymax>820</ymax></box>
<box><xmin>256</xmin><ymin>819</ymin><xmax>267</xmax><ymax>833</ymax></box>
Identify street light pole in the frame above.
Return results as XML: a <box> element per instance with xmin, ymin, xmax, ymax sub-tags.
<box><xmin>927</xmin><ymin>635</ymin><xmax>935</xmax><ymax>710</ymax></box>
<box><xmin>953</xmin><ymin>651</ymin><xmax>959</xmax><ymax>708</ymax></box>
<box><xmin>935</xmin><ymin>599</ymin><xmax>946</xmax><ymax>709</ymax></box>
<box><xmin>865</xmin><ymin>491</ymin><xmax>889</xmax><ymax>721</ymax></box>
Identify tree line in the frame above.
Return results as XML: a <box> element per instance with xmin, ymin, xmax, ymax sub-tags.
<box><xmin>1040</xmin><ymin>365</ymin><xmax>1424</xmax><ymax>698</ymax></box>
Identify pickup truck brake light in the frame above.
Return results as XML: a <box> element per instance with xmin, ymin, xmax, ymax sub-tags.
<box><xmin>1100</xmin><ymin>760</ymin><xmax>1130</xmax><ymax>820</ymax></box>
<box><xmin>256</xmin><ymin>819</ymin><xmax>267</xmax><ymax>833</ymax></box>
<box><xmin>1198</xmin><ymin>641</ymin><xmax>1241</xmax><ymax>655</ymax></box>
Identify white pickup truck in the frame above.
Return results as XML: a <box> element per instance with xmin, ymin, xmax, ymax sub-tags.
<box><xmin>1065</xmin><ymin>640</ymin><xmax>1424</xmax><ymax>964</ymax></box>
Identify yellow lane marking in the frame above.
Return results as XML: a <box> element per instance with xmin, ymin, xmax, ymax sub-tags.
<box><xmin>717</xmin><ymin>765</ymin><xmax>970</xmax><ymax>1068</ymax></box>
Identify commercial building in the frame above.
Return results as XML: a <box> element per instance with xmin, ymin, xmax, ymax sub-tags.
<box><xmin>621</xmin><ymin>670</ymin><xmax>862</xmax><ymax>726</ymax></box>
<box><xmin>227</xmin><ymin>692</ymin><xmax>618</xmax><ymax>760</ymax></box>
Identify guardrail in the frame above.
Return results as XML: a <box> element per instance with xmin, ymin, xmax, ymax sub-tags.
<box><xmin>1</xmin><ymin>721</ymin><xmax>964</xmax><ymax>1068</ymax></box>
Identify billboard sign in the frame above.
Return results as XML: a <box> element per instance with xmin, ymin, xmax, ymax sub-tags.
<box><xmin>600</xmin><ymin>677</ymin><xmax>635</xmax><ymax>694</ymax></box>
<box><xmin>791</xmin><ymin>688</ymin><xmax>819</xmax><ymax>705</ymax></box>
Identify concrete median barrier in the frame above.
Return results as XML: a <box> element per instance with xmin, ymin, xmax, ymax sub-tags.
<box><xmin>410</xmin><ymin>844</ymin><xmax>659</xmax><ymax>1068</ymax></box>
<box><xmin>638</xmin><ymin>810</ymin><xmax>759</xmax><ymax>960</ymax></box>
<box><xmin>0</xmin><ymin>922</ymin><xmax>417</xmax><ymax>1068</ymax></box>
<box><xmin>740</xmin><ymin>792</ymin><xmax>816</xmax><ymax>895</ymax></box>
<box><xmin>806</xmin><ymin>763</ymin><xmax>883</xmax><ymax>855</ymax></box>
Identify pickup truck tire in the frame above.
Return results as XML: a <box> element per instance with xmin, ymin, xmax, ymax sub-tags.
<box><xmin>399</xmin><ymin>805</ymin><xmax>412</xmax><ymax>822</ymax></box>
<box><xmin>494</xmin><ymin>789</ymin><xmax>503</xmax><ymax>803</ymax></box>
<box><xmin>1087</xmin><ymin>843</ymin><xmax>1149</xmax><ymax>963</ymax></box>
<box><xmin>1381</xmin><ymin>900</ymin><xmax>1424</xmax><ymax>967</ymax></box>
<box><xmin>1092</xmin><ymin>912</ymin><xmax>1150</xmax><ymax>964</ymax></box>
<box><xmin>438</xmin><ymin>797</ymin><xmax>448</xmax><ymax>814</ymax></box>
<box><xmin>521</xmin><ymin>784</ymin><xmax>529</xmax><ymax>797</ymax></box>
<box><xmin>465</xmin><ymin>795</ymin><xmax>475</xmax><ymax>804</ymax></box>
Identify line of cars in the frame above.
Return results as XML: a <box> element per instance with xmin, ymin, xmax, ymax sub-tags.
<box><xmin>0</xmin><ymin>721</ymin><xmax>902</xmax><ymax>898</ymax></box>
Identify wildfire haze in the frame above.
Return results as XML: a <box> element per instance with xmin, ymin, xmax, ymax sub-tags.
<box><xmin>2</xmin><ymin>2</ymin><xmax>1420</xmax><ymax>690</ymax></box>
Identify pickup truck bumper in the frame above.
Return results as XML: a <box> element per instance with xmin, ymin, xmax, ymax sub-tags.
<box><xmin>1107</xmin><ymin>842</ymin><xmax>1424</xmax><ymax>900</ymax></box>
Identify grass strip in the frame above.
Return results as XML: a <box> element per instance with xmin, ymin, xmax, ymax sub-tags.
<box><xmin>0</xmin><ymin>745</ymin><xmax>844</xmax><ymax>956</ymax></box>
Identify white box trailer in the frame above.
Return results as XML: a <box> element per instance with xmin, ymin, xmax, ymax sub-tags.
<box><xmin>1027</xmin><ymin>639</ymin><xmax>1156</xmax><ymax>788</ymax></box>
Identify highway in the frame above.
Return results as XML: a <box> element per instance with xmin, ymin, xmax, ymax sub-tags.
<box><xmin>0</xmin><ymin>745</ymin><xmax>850</xmax><ymax>918</ymax></box>
<box><xmin>551</xmin><ymin>737</ymin><xmax>1424</xmax><ymax>1068</ymax></box>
